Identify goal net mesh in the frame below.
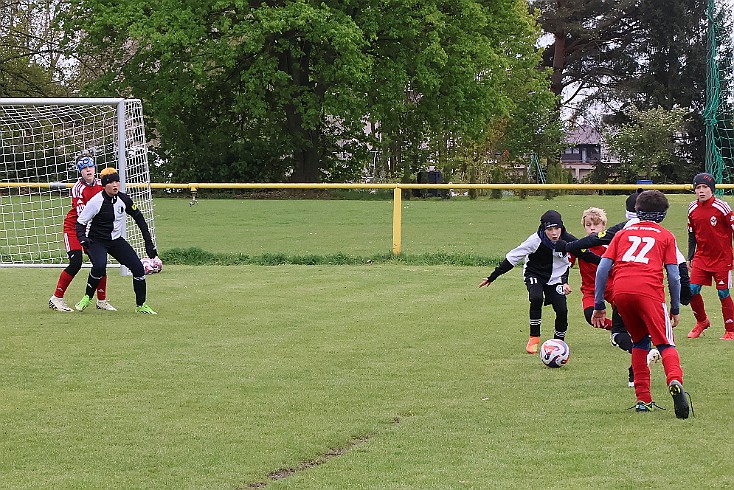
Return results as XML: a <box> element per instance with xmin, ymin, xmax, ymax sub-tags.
<box><xmin>0</xmin><ymin>99</ymin><xmax>157</xmax><ymax>266</ymax></box>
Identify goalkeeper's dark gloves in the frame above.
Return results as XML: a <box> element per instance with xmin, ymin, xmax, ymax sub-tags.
<box><xmin>80</xmin><ymin>237</ymin><xmax>93</xmax><ymax>249</ymax></box>
<box><xmin>145</xmin><ymin>242</ymin><xmax>158</xmax><ymax>259</ymax></box>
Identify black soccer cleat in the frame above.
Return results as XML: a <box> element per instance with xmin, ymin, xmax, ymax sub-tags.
<box><xmin>668</xmin><ymin>380</ymin><xmax>690</xmax><ymax>419</ymax></box>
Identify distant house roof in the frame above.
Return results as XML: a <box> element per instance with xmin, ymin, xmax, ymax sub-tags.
<box><xmin>565</xmin><ymin>125</ymin><xmax>602</xmax><ymax>145</ymax></box>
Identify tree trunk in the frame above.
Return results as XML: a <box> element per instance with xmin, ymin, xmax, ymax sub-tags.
<box><xmin>280</xmin><ymin>38</ymin><xmax>320</xmax><ymax>182</ymax></box>
<box><xmin>551</xmin><ymin>32</ymin><xmax>567</xmax><ymax>96</ymax></box>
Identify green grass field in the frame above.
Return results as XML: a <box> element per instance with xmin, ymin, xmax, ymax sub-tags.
<box><xmin>2</xmin><ymin>194</ymin><xmax>733</xmax><ymax>489</ymax></box>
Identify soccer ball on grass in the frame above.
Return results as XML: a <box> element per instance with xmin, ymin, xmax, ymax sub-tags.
<box><xmin>539</xmin><ymin>339</ymin><xmax>570</xmax><ymax>368</ymax></box>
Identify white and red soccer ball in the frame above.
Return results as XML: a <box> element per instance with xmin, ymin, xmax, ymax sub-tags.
<box><xmin>539</xmin><ymin>339</ymin><xmax>570</xmax><ymax>368</ymax></box>
<box><xmin>141</xmin><ymin>256</ymin><xmax>163</xmax><ymax>274</ymax></box>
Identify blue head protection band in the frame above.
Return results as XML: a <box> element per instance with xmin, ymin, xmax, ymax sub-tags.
<box><xmin>76</xmin><ymin>156</ymin><xmax>95</xmax><ymax>173</ymax></box>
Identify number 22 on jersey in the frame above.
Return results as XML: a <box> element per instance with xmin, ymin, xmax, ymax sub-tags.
<box><xmin>621</xmin><ymin>236</ymin><xmax>655</xmax><ymax>264</ymax></box>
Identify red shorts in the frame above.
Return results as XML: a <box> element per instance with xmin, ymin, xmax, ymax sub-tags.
<box><xmin>63</xmin><ymin>229</ymin><xmax>82</xmax><ymax>253</ymax></box>
<box><xmin>690</xmin><ymin>267</ymin><xmax>732</xmax><ymax>290</ymax></box>
<box><xmin>614</xmin><ymin>292</ymin><xmax>674</xmax><ymax>346</ymax></box>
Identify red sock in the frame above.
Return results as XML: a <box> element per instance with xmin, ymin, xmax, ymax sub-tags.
<box><xmin>660</xmin><ymin>347</ymin><xmax>683</xmax><ymax>386</ymax></box>
<box><xmin>54</xmin><ymin>270</ymin><xmax>74</xmax><ymax>298</ymax></box>
<box><xmin>96</xmin><ymin>275</ymin><xmax>107</xmax><ymax>301</ymax></box>
<box><xmin>721</xmin><ymin>295</ymin><xmax>734</xmax><ymax>331</ymax></box>
<box><xmin>689</xmin><ymin>294</ymin><xmax>708</xmax><ymax>323</ymax></box>
<box><xmin>631</xmin><ymin>348</ymin><xmax>652</xmax><ymax>403</ymax></box>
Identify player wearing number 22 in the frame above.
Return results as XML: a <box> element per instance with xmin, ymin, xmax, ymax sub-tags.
<box><xmin>593</xmin><ymin>190</ymin><xmax>690</xmax><ymax>418</ymax></box>
<box><xmin>75</xmin><ymin>167</ymin><xmax>158</xmax><ymax>314</ymax></box>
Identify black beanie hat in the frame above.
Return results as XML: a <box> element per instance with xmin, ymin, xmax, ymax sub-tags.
<box><xmin>625</xmin><ymin>188</ymin><xmax>644</xmax><ymax>213</ymax></box>
<box><xmin>101</xmin><ymin>171</ymin><xmax>120</xmax><ymax>186</ymax></box>
<box><xmin>540</xmin><ymin>210</ymin><xmax>563</xmax><ymax>229</ymax></box>
<box><xmin>693</xmin><ymin>172</ymin><xmax>715</xmax><ymax>193</ymax></box>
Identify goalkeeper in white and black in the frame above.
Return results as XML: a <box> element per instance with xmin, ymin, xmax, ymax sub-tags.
<box><xmin>75</xmin><ymin>167</ymin><xmax>158</xmax><ymax>314</ymax></box>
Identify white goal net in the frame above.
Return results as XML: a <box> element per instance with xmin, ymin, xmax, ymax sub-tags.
<box><xmin>0</xmin><ymin>98</ymin><xmax>157</xmax><ymax>267</ymax></box>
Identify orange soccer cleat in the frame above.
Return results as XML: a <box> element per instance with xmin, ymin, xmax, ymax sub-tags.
<box><xmin>720</xmin><ymin>331</ymin><xmax>734</xmax><ymax>340</ymax></box>
<box><xmin>525</xmin><ymin>336</ymin><xmax>541</xmax><ymax>354</ymax></box>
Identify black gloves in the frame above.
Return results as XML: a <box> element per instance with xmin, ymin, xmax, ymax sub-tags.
<box><xmin>554</xmin><ymin>238</ymin><xmax>567</xmax><ymax>253</ymax></box>
<box><xmin>80</xmin><ymin>237</ymin><xmax>93</xmax><ymax>249</ymax></box>
<box><xmin>145</xmin><ymin>242</ymin><xmax>157</xmax><ymax>259</ymax></box>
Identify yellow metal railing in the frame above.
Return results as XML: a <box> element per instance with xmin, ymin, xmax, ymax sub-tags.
<box><xmin>1</xmin><ymin>181</ymin><xmax>718</xmax><ymax>254</ymax></box>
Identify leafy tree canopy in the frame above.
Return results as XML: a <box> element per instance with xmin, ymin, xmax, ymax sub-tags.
<box><xmin>60</xmin><ymin>0</ymin><xmax>558</xmax><ymax>182</ymax></box>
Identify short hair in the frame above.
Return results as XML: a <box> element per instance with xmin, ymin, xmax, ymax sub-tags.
<box><xmin>581</xmin><ymin>207</ymin><xmax>607</xmax><ymax>227</ymax></box>
<box><xmin>100</xmin><ymin>167</ymin><xmax>118</xmax><ymax>178</ymax></box>
<box><xmin>635</xmin><ymin>190</ymin><xmax>669</xmax><ymax>213</ymax></box>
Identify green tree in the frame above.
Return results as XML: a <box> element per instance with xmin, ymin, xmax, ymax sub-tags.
<box><xmin>0</xmin><ymin>0</ymin><xmax>72</xmax><ymax>96</ymax></box>
<box><xmin>63</xmin><ymin>0</ymin><xmax>373</xmax><ymax>182</ymax></box>
<box><xmin>535</xmin><ymin>0</ymin><xmax>734</xmax><ymax>179</ymax></box>
<box><xmin>370</xmin><ymin>0</ymin><xmax>560</xmax><ymax>183</ymax></box>
<box><xmin>604</xmin><ymin>106</ymin><xmax>688</xmax><ymax>182</ymax></box>
<box><xmin>61</xmin><ymin>0</ymin><xmax>557</xmax><ymax>183</ymax></box>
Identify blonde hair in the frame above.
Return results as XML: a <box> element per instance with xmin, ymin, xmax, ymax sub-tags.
<box><xmin>100</xmin><ymin>167</ymin><xmax>118</xmax><ymax>178</ymax></box>
<box><xmin>581</xmin><ymin>207</ymin><xmax>607</xmax><ymax>227</ymax></box>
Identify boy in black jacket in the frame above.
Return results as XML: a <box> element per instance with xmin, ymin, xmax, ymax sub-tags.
<box><xmin>480</xmin><ymin>210</ymin><xmax>596</xmax><ymax>354</ymax></box>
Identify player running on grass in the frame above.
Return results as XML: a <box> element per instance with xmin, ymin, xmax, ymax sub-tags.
<box><xmin>593</xmin><ymin>190</ymin><xmax>691</xmax><ymax>418</ymax></box>
<box><xmin>49</xmin><ymin>152</ymin><xmax>117</xmax><ymax>312</ymax></box>
<box><xmin>686</xmin><ymin>172</ymin><xmax>734</xmax><ymax>340</ymax></box>
<box><xmin>556</xmin><ymin>191</ymin><xmax>691</xmax><ymax>387</ymax></box>
<box><xmin>75</xmin><ymin>167</ymin><xmax>158</xmax><ymax>314</ymax></box>
<box><xmin>479</xmin><ymin>210</ymin><xmax>598</xmax><ymax>354</ymax></box>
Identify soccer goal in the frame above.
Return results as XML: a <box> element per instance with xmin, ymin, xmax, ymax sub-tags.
<box><xmin>0</xmin><ymin>98</ymin><xmax>157</xmax><ymax>267</ymax></box>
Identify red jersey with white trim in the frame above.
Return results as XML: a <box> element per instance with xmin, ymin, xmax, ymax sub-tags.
<box><xmin>687</xmin><ymin>197</ymin><xmax>734</xmax><ymax>271</ymax></box>
<box><xmin>602</xmin><ymin>221</ymin><xmax>679</xmax><ymax>303</ymax></box>
<box><xmin>63</xmin><ymin>178</ymin><xmax>103</xmax><ymax>233</ymax></box>
<box><xmin>577</xmin><ymin>244</ymin><xmax>614</xmax><ymax>299</ymax></box>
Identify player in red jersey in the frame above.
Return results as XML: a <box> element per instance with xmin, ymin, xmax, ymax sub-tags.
<box><xmin>575</xmin><ymin>207</ymin><xmax>614</xmax><ymax>329</ymax></box>
<box><xmin>48</xmin><ymin>153</ymin><xmax>117</xmax><ymax>312</ymax></box>
<box><xmin>686</xmin><ymin>172</ymin><xmax>734</xmax><ymax>340</ymax></box>
<box><xmin>593</xmin><ymin>190</ymin><xmax>690</xmax><ymax>418</ymax></box>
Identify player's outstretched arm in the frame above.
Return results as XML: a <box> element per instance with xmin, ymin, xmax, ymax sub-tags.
<box><xmin>479</xmin><ymin>258</ymin><xmax>514</xmax><ymax>287</ymax></box>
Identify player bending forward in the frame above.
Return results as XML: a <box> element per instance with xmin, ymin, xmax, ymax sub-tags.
<box><xmin>75</xmin><ymin>167</ymin><xmax>158</xmax><ymax>314</ymax></box>
<box><xmin>593</xmin><ymin>190</ymin><xmax>691</xmax><ymax>419</ymax></box>
<box><xmin>49</xmin><ymin>153</ymin><xmax>116</xmax><ymax>312</ymax></box>
<box><xmin>480</xmin><ymin>210</ymin><xmax>598</xmax><ymax>354</ymax></box>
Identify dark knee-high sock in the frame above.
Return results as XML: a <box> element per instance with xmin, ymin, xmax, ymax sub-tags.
<box><xmin>85</xmin><ymin>273</ymin><xmax>102</xmax><ymax>298</ymax></box>
<box><xmin>133</xmin><ymin>276</ymin><xmax>147</xmax><ymax>306</ymax></box>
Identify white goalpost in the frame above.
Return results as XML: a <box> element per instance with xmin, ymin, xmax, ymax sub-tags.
<box><xmin>0</xmin><ymin>98</ymin><xmax>157</xmax><ymax>268</ymax></box>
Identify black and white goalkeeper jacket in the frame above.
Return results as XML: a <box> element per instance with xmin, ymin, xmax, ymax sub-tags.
<box><xmin>486</xmin><ymin>228</ymin><xmax>594</xmax><ymax>286</ymax></box>
<box><xmin>75</xmin><ymin>190</ymin><xmax>152</xmax><ymax>244</ymax></box>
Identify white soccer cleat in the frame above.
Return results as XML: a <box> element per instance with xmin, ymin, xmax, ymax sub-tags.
<box><xmin>647</xmin><ymin>348</ymin><xmax>661</xmax><ymax>369</ymax></box>
<box><xmin>96</xmin><ymin>299</ymin><xmax>118</xmax><ymax>311</ymax></box>
<box><xmin>49</xmin><ymin>296</ymin><xmax>74</xmax><ymax>312</ymax></box>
